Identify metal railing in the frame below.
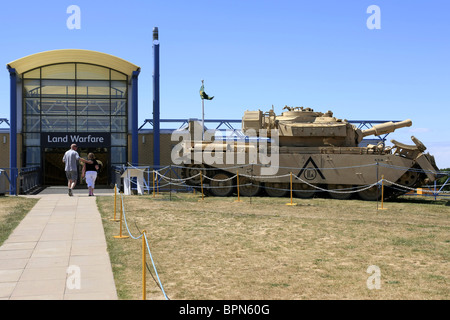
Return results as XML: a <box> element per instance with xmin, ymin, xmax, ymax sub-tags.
<box><xmin>19</xmin><ymin>166</ymin><xmax>41</xmax><ymax>194</ymax></box>
<box><xmin>0</xmin><ymin>166</ymin><xmax>41</xmax><ymax>195</ymax></box>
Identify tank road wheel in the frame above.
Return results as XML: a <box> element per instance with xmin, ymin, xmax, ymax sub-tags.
<box><xmin>264</xmin><ymin>182</ymin><xmax>289</xmax><ymax>197</ymax></box>
<box><xmin>239</xmin><ymin>177</ymin><xmax>261</xmax><ymax>197</ymax></box>
<box><xmin>182</xmin><ymin>164</ymin><xmax>206</xmax><ymax>186</ymax></box>
<box><xmin>396</xmin><ymin>170</ymin><xmax>420</xmax><ymax>188</ymax></box>
<box><xmin>293</xmin><ymin>183</ymin><xmax>316</xmax><ymax>199</ymax></box>
<box><xmin>327</xmin><ymin>184</ymin><xmax>353</xmax><ymax>200</ymax></box>
<box><xmin>209</xmin><ymin>172</ymin><xmax>234</xmax><ymax>197</ymax></box>
<box><xmin>357</xmin><ymin>185</ymin><xmax>380</xmax><ymax>201</ymax></box>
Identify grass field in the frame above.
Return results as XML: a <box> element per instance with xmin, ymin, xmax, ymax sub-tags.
<box><xmin>0</xmin><ymin>196</ymin><xmax>39</xmax><ymax>247</ymax></box>
<box><xmin>96</xmin><ymin>192</ymin><xmax>450</xmax><ymax>300</ymax></box>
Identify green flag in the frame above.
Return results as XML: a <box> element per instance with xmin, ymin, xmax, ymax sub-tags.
<box><xmin>199</xmin><ymin>84</ymin><xmax>214</xmax><ymax>100</ymax></box>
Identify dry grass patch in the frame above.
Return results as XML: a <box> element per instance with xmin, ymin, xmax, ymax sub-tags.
<box><xmin>97</xmin><ymin>193</ymin><xmax>450</xmax><ymax>300</ymax></box>
<box><xmin>0</xmin><ymin>196</ymin><xmax>39</xmax><ymax>246</ymax></box>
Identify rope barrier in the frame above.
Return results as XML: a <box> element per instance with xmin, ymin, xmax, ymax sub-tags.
<box><xmin>150</xmin><ymin>169</ymin><xmax>438</xmax><ymax>195</ymax></box>
<box><xmin>113</xmin><ymin>192</ymin><xmax>169</xmax><ymax>300</ymax></box>
<box><xmin>143</xmin><ymin>232</ymin><xmax>169</xmax><ymax>300</ymax></box>
<box><xmin>121</xmin><ymin>162</ymin><xmax>449</xmax><ymax>196</ymax></box>
<box><xmin>152</xmin><ymin>171</ymin><xmax>450</xmax><ymax>196</ymax></box>
<box><xmin>127</xmin><ymin>162</ymin><xmax>444</xmax><ymax>179</ymax></box>
<box><xmin>126</xmin><ymin>161</ymin><xmax>449</xmax><ymax>178</ymax></box>
<box><xmin>128</xmin><ymin>162</ymin><xmax>383</xmax><ymax>173</ymax></box>
<box><xmin>293</xmin><ymin>174</ymin><xmax>381</xmax><ymax>194</ymax></box>
<box><xmin>202</xmin><ymin>174</ymin><xmax>236</xmax><ymax>182</ymax></box>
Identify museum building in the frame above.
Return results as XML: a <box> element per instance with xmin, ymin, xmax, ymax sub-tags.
<box><xmin>5</xmin><ymin>49</ymin><xmax>142</xmax><ymax>187</ymax></box>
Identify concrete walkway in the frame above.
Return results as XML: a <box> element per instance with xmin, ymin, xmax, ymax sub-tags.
<box><xmin>0</xmin><ymin>187</ymin><xmax>118</xmax><ymax>300</ymax></box>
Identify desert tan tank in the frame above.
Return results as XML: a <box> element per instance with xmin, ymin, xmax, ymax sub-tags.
<box><xmin>178</xmin><ymin>106</ymin><xmax>439</xmax><ymax>200</ymax></box>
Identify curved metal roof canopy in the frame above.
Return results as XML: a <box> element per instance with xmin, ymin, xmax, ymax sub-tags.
<box><xmin>7</xmin><ymin>49</ymin><xmax>140</xmax><ymax>78</ymax></box>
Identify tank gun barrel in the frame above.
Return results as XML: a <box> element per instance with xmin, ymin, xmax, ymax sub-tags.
<box><xmin>362</xmin><ymin>119</ymin><xmax>412</xmax><ymax>137</ymax></box>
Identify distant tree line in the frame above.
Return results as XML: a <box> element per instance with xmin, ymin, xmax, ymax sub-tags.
<box><xmin>436</xmin><ymin>168</ymin><xmax>450</xmax><ymax>191</ymax></box>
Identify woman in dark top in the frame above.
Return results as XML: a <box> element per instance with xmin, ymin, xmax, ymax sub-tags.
<box><xmin>82</xmin><ymin>153</ymin><xmax>100</xmax><ymax>196</ymax></box>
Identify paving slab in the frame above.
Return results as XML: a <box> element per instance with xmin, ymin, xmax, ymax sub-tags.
<box><xmin>0</xmin><ymin>187</ymin><xmax>118</xmax><ymax>300</ymax></box>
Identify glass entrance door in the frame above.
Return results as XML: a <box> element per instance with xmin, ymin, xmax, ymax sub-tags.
<box><xmin>43</xmin><ymin>147</ymin><xmax>109</xmax><ymax>186</ymax></box>
<box><xmin>44</xmin><ymin>148</ymin><xmax>67</xmax><ymax>185</ymax></box>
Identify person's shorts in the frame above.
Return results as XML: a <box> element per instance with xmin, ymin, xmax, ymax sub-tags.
<box><xmin>85</xmin><ymin>171</ymin><xmax>98</xmax><ymax>188</ymax></box>
<box><xmin>66</xmin><ymin>171</ymin><xmax>78</xmax><ymax>181</ymax></box>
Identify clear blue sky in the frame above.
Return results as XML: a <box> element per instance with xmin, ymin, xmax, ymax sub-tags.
<box><xmin>0</xmin><ymin>0</ymin><xmax>449</xmax><ymax>167</ymax></box>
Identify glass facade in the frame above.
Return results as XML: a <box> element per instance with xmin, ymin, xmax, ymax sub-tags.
<box><xmin>22</xmin><ymin>63</ymin><xmax>128</xmax><ymax>168</ymax></box>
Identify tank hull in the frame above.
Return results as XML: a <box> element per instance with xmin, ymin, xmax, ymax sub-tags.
<box><xmin>180</xmin><ymin>144</ymin><xmax>437</xmax><ymax>201</ymax></box>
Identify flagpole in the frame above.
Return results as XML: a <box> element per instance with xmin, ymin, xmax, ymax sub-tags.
<box><xmin>201</xmin><ymin>79</ymin><xmax>204</xmax><ymax>140</ymax></box>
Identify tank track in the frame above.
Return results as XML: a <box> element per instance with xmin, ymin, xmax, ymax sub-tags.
<box><xmin>181</xmin><ymin>165</ymin><xmax>427</xmax><ymax>201</ymax></box>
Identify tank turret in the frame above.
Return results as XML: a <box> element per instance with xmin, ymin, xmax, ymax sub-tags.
<box><xmin>242</xmin><ymin>106</ymin><xmax>411</xmax><ymax>147</ymax></box>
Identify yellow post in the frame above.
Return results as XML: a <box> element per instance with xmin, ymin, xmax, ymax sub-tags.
<box><xmin>152</xmin><ymin>170</ymin><xmax>155</xmax><ymax>198</ymax></box>
<box><xmin>378</xmin><ymin>175</ymin><xmax>387</xmax><ymax>210</ymax></box>
<box><xmin>142</xmin><ymin>230</ymin><xmax>146</xmax><ymax>300</ymax></box>
<box><xmin>286</xmin><ymin>172</ymin><xmax>297</xmax><ymax>206</ymax></box>
<box><xmin>110</xmin><ymin>184</ymin><xmax>120</xmax><ymax>222</ymax></box>
<box><xmin>198</xmin><ymin>171</ymin><xmax>204</xmax><ymax>201</ymax></box>
<box><xmin>156</xmin><ymin>173</ymin><xmax>159</xmax><ymax>195</ymax></box>
<box><xmin>114</xmin><ymin>192</ymin><xmax>129</xmax><ymax>239</ymax></box>
<box><xmin>235</xmin><ymin>170</ymin><xmax>241</xmax><ymax>202</ymax></box>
